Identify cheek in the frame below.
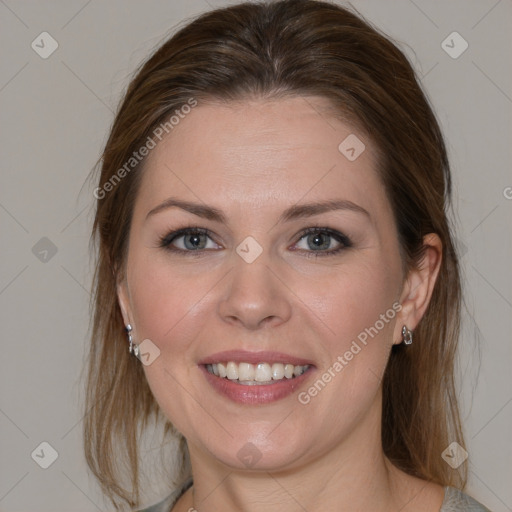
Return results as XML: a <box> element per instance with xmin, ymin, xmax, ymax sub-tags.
<box><xmin>299</xmin><ymin>257</ymin><xmax>399</xmax><ymax>346</ymax></box>
<box><xmin>296</xmin><ymin>258</ymin><xmax>399</xmax><ymax>407</ymax></box>
<box><xmin>295</xmin><ymin>289</ymin><xmax>393</xmax><ymax>431</ymax></box>
<box><xmin>127</xmin><ymin>251</ymin><xmax>221</xmax><ymax>360</ymax></box>
<box><xmin>126</xmin><ymin>255</ymin><xmax>220</xmax><ymax>433</ymax></box>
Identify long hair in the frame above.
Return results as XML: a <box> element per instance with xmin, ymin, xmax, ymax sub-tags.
<box><xmin>84</xmin><ymin>1</ymin><xmax>466</xmax><ymax>508</ymax></box>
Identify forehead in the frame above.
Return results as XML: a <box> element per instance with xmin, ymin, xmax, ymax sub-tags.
<box><xmin>135</xmin><ymin>96</ymin><xmax>387</xmax><ymax>220</ymax></box>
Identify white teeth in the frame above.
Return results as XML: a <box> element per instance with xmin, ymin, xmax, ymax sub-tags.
<box><xmin>206</xmin><ymin>361</ymin><xmax>310</xmax><ymax>383</ymax></box>
<box><xmin>238</xmin><ymin>362</ymin><xmax>255</xmax><ymax>381</ymax></box>
<box><xmin>255</xmin><ymin>363</ymin><xmax>272</xmax><ymax>382</ymax></box>
<box><xmin>271</xmin><ymin>363</ymin><xmax>285</xmax><ymax>380</ymax></box>
<box><xmin>226</xmin><ymin>361</ymin><xmax>238</xmax><ymax>380</ymax></box>
<box><xmin>284</xmin><ymin>364</ymin><xmax>295</xmax><ymax>379</ymax></box>
<box><xmin>217</xmin><ymin>362</ymin><xmax>227</xmax><ymax>378</ymax></box>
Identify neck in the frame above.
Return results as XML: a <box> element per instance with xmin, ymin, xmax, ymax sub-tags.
<box><xmin>185</xmin><ymin>391</ymin><xmax>411</xmax><ymax>512</ymax></box>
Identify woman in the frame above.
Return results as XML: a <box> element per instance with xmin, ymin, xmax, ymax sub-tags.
<box><xmin>84</xmin><ymin>1</ymin><xmax>492</xmax><ymax>510</ymax></box>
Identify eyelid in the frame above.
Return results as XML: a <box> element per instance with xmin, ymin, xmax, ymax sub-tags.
<box><xmin>293</xmin><ymin>226</ymin><xmax>351</xmax><ymax>245</ymax></box>
<box><xmin>290</xmin><ymin>226</ymin><xmax>352</xmax><ymax>256</ymax></box>
<box><xmin>159</xmin><ymin>225</ymin><xmax>352</xmax><ymax>256</ymax></box>
<box><xmin>159</xmin><ymin>226</ymin><xmax>212</xmax><ymax>247</ymax></box>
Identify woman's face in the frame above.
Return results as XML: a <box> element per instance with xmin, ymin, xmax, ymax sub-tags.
<box><xmin>118</xmin><ymin>96</ymin><xmax>414</xmax><ymax>471</ymax></box>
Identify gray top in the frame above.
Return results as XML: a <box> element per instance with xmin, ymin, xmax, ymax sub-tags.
<box><xmin>441</xmin><ymin>486</ymin><xmax>492</xmax><ymax>512</ymax></box>
<box><xmin>137</xmin><ymin>481</ymin><xmax>492</xmax><ymax>512</ymax></box>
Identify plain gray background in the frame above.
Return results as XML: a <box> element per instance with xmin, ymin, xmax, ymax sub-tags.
<box><xmin>0</xmin><ymin>0</ymin><xmax>511</xmax><ymax>510</ymax></box>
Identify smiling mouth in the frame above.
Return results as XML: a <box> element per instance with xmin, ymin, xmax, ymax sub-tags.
<box><xmin>205</xmin><ymin>361</ymin><xmax>311</xmax><ymax>385</ymax></box>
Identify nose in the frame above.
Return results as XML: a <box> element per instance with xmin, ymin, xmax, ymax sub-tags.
<box><xmin>217</xmin><ymin>251</ymin><xmax>292</xmax><ymax>330</ymax></box>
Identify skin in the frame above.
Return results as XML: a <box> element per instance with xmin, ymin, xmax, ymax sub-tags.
<box><xmin>117</xmin><ymin>96</ymin><xmax>444</xmax><ymax>511</ymax></box>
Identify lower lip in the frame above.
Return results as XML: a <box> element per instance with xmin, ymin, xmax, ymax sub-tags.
<box><xmin>200</xmin><ymin>365</ymin><xmax>314</xmax><ymax>405</ymax></box>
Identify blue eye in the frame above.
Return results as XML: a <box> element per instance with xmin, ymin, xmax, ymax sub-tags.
<box><xmin>159</xmin><ymin>227</ymin><xmax>219</xmax><ymax>252</ymax></box>
<box><xmin>159</xmin><ymin>226</ymin><xmax>352</xmax><ymax>257</ymax></box>
<box><xmin>293</xmin><ymin>227</ymin><xmax>352</xmax><ymax>257</ymax></box>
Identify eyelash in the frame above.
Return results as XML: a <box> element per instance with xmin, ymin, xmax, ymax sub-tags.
<box><xmin>158</xmin><ymin>225</ymin><xmax>352</xmax><ymax>258</ymax></box>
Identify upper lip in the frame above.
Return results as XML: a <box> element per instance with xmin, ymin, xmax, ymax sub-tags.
<box><xmin>198</xmin><ymin>350</ymin><xmax>314</xmax><ymax>366</ymax></box>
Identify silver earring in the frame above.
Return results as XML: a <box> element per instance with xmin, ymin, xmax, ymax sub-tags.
<box><xmin>126</xmin><ymin>324</ymin><xmax>139</xmax><ymax>357</ymax></box>
<box><xmin>402</xmin><ymin>325</ymin><xmax>413</xmax><ymax>345</ymax></box>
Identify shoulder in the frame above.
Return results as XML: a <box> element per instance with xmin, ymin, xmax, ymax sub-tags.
<box><xmin>135</xmin><ymin>478</ymin><xmax>193</xmax><ymax>512</ymax></box>
<box><xmin>136</xmin><ymin>493</ymin><xmax>176</xmax><ymax>512</ymax></box>
<box><xmin>441</xmin><ymin>486</ymin><xmax>493</xmax><ymax>512</ymax></box>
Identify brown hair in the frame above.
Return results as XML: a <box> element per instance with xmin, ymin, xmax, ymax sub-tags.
<box><xmin>85</xmin><ymin>0</ymin><xmax>466</xmax><ymax>508</ymax></box>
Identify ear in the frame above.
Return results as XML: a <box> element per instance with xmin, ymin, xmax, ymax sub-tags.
<box><xmin>117</xmin><ymin>277</ymin><xmax>133</xmax><ymax>328</ymax></box>
<box><xmin>393</xmin><ymin>233</ymin><xmax>442</xmax><ymax>345</ymax></box>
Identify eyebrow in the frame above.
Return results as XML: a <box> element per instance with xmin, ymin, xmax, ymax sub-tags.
<box><xmin>146</xmin><ymin>197</ymin><xmax>370</xmax><ymax>223</ymax></box>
